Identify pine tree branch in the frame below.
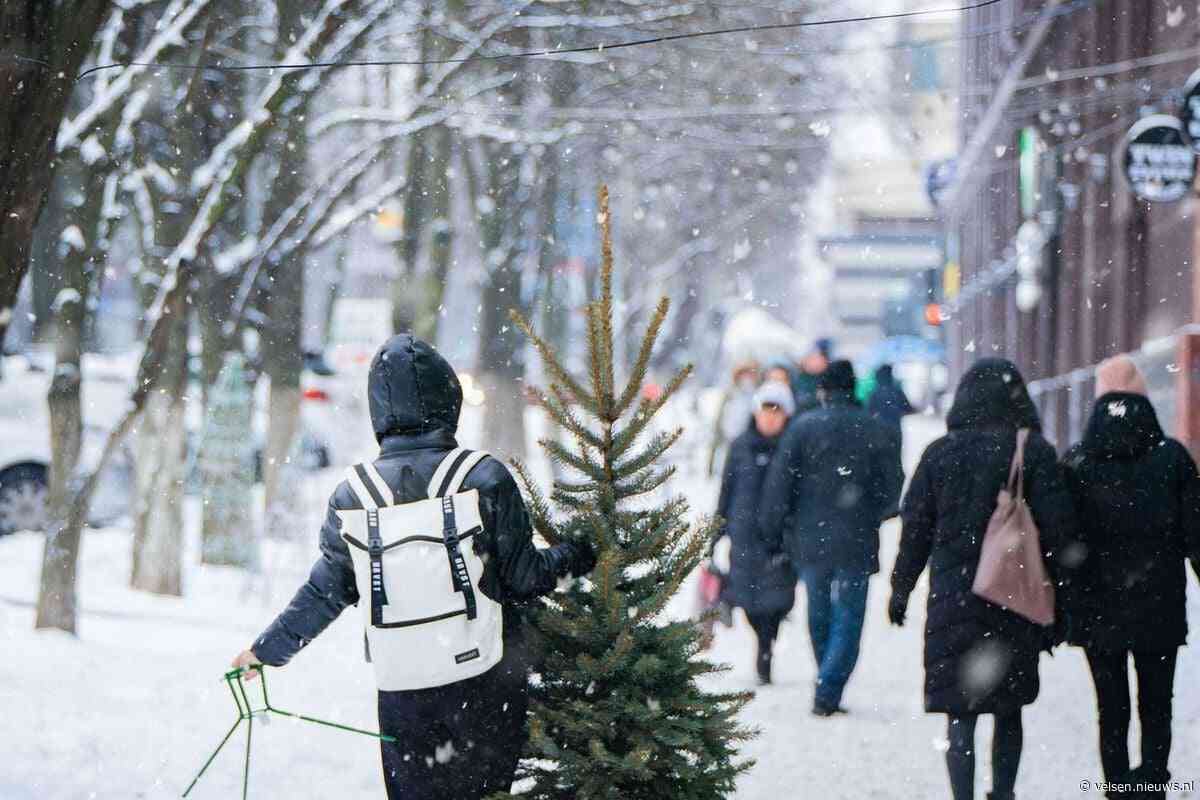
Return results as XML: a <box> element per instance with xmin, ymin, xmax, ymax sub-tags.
<box><xmin>509</xmin><ymin>308</ymin><xmax>595</xmax><ymax>410</ymax></box>
<box><xmin>610</xmin><ymin>363</ymin><xmax>692</xmax><ymax>458</ymax></box>
<box><xmin>615</xmin><ymin>296</ymin><xmax>670</xmax><ymax>416</ymax></box>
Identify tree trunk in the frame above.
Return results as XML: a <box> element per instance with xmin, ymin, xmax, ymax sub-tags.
<box><xmin>37</xmin><ymin>267</ymin><xmax>86</xmax><ymax>633</ymax></box>
<box><xmin>129</xmin><ymin>307</ymin><xmax>187</xmax><ymax>593</ymax></box>
<box><xmin>129</xmin><ymin>380</ymin><xmax>186</xmax><ymax>595</ymax></box>
<box><xmin>0</xmin><ymin>1</ymin><xmax>111</xmax><ymax>346</ymax></box>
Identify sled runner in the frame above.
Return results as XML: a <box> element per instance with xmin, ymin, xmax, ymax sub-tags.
<box><xmin>182</xmin><ymin>665</ymin><xmax>394</xmax><ymax>800</ymax></box>
<box><xmin>338</xmin><ymin>447</ymin><xmax>504</xmax><ymax>691</ymax></box>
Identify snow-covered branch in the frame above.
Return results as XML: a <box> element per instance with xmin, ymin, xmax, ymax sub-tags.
<box><xmin>58</xmin><ymin>0</ymin><xmax>212</xmax><ymax>152</ymax></box>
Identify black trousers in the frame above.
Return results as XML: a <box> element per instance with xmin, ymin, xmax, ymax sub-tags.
<box><xmin>1085</xmin><ymin>648</ymin><xmax>1178</xmax><ymax>782</ymax></box>
<box><xmin>945</xmin><ymin>710</ymin><xmax>1023</xmax><ymax>800</ymax></box>
<box><xmin>378</xmin><ymin>654</ymin><xmax>529</xmax><ymax>799</ymax></box>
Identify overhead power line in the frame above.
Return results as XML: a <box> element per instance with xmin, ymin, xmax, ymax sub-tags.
<box><xmin>74</xmin><ymin>0</ymin><xmax>1006</xmax><ymax>80</ymax></box>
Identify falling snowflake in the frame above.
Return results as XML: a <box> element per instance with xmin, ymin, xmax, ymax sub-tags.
<box><xmin>1107</xmin><ymin>401</ymin><xmax>1127</xmax><ymax>418</ymax></box>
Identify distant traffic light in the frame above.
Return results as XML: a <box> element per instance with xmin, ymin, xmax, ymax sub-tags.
<box><xmin>924</xmin><ymin>303</ymin><xmax>943</xmax><ymax>326</ymax></box>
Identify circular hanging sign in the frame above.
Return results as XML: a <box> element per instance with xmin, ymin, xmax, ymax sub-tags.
<box><xmin>1181</xmin><ymin>67</ymin><xmax>1200</xmax><ymax>154</ymax></box>
<box><xmin>1121</xmin><ymin>114</ymin><xmax>1195</xmax><ymax>202</ymax></box>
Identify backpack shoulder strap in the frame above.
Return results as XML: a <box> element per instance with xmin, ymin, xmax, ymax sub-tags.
<box><xmin>428</xmin><ymin>448</ymin><xmax>489</xmax><ymax>498</ymax></box>
<box><xmin>346</xmin><ymin>463</ymin><xmax>390</xmax><ymax>509</ymax></box>
<box><xmin>427</xmin><ymin>447</ymin><xmax>468</xmax><ymax>498</ymax></box>
<box><xmin>442</xmin><ymin>450</ymin><xmax>490</xmax><ymax>497</ymax></box>
<box><xmin>344</xmin><ymin>465</ymin><xmax>378</xmax><ymax>510</ymax></box>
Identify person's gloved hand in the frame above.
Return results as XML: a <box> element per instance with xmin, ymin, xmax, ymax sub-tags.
<box><xmin>887</xmin><ymin>593</ymin><xmax>908</xmax><ymax>627</ymax></box>
<box><xmin>569</xmin><ymin>539</ymin><xmax>597</xmax><ymax>577</ymax></box>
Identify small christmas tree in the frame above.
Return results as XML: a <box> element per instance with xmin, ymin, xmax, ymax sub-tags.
<box><xmin>498</xmin><ymin>187</ymin><xmax>753</xmax><ymax>800</ymax></box>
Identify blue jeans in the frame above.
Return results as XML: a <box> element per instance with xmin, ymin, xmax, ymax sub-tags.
<box><xmin>801</xmin><ymin>565</ymin><xmax>870</xmax><ymax>708</ymax></box>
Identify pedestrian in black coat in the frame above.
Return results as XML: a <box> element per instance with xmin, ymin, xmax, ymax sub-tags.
<box><xmin>231</xmin><ymin>335</ymin><xmax>594</xmax><ymax>800</ymax></box>
<box><xmin>888</xmin><ymin>358</ymin><xmax>1075</xmax><ymax>800</ymax></box>
<box><xmin>1060</xmin><ymin>356</ymin><xmax>1200</xmax><ymax>797</ymax></box>
<box><xmin>715</xmin><ymin>380</ymin><xmax>798</xmax><ymax>684</ymax></box>
<box><xmin>867</xmin><ymin>363</ymin><xmax>915</xmax><ymax>436</ymax></box>
<box><xmin>759</xmin><ymin>360</ymin><xmax>904</xmax><ymax>714</ymax></box>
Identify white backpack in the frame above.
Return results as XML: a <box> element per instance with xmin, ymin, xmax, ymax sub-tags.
<box><xmin>337</xmin><ymin>448</ymin><xmax>504</xmax><ymax>691</ymax></box>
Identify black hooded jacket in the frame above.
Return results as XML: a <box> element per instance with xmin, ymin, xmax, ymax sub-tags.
<box><xmin>890</xmin><ymin>359</ymin><xmax>1076</xmax><ymax>713</ymax></box>
<box><xmin>1060</xmin><ymin>392</ymin><xmax>1200</xmax><ymax>652</ymax></box>
<box><xmin>716</xmin><ymin>422</ymin><xmax>797</xmax><ymax>616</ymax></box>
<box><xmin>758</xmin><ymin>389</ymin><xmax>904</xmax><ymax>575</ymax></box>
<box><xmin>253</xmin><ymin>335</ymin><xmax>587</xmax><ymax>667</ymax></box>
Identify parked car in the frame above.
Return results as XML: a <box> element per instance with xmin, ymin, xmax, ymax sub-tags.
<box><xmin>0</xmin><ymin>348</ymin><xmax>359</xmax><ymax>537</ymax></box>
<box><xmin>0</xmin><ymin>352</ymin><xmax>135</xmax><ymax>535</ymax></box>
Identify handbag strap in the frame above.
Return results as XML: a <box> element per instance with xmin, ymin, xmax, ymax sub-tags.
<box><xmin>1007</xmin><ymin>428</ymin><xmax>1030</xmax><ymax>499</ymax></box>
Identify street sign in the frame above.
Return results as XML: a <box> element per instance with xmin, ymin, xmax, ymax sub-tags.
<box><xmin>1121</xmin><ymin>114</ymin><xmax>1196</xmax><ymax>203</ymax></box>
<box><xmin>1181</xmin><ymin>67</ymin><xmax>1200</xmax><ymax>154</ymax></box>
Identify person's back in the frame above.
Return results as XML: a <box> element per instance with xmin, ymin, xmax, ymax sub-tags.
<box><xmin>888</xmin><ymin>357</ymin><xmax>1075</xmax><ymax>800</ymax></box>
<box><xmin>758</xmin><ymin>360</ymin><xmax>902</xmax><ymax>715</ymax></box>
<box><xmin>1058</xmin><ymin>356</ymin><xmax>1200</xmax><ymax>793</ymax></box>
<box><xmin>760</xmin><ymin>364</ymin><xmax>903</xmax><ymax>574</ymax></box>
<box><xmin>235</xmin><ymin>334</ymin><xmax>592</xmax><ymax>800</ymax></box>
<box><xmin>1062</xmin><ymin>391</ymin><xmax>1199</xmax><ymax>650</ymax></box>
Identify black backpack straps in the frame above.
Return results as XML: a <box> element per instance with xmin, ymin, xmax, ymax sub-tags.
<box><xmin>441</xmin><ymin>494</ymin><xmax>477</xmax><ymax>620</ymax></box>
<box><xmin>367</xmin><ymin>506</ymin><xmax>388</xmax><ymax>626</ymax></box>
<box><xmin>442</xmin><ymin>451</ymin><xmax>490</xmax><ymax>497</ymax></box>
<box><xmin>353</xmin><ymin>463</ymin><xmax>390</xmax><ymax>508</ymax></box>
<box><xmin>344</xmin><ymin>465</ymin><xmax>388</xmax><ymax>626</ymax></box>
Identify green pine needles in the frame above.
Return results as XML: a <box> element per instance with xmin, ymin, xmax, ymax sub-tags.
<box><xmin>497</xmin><ymin>186</ymin><xmax>754</xmax><ymax>800</ymax></box>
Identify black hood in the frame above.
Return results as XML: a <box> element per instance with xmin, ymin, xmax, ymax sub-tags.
<box><xmin>874</xmin><ymin>364</ymin><xmax>895</xmax><ymax>384</ymax></box>
<box><xmin>368</xmin><ymin>334</ymin><xmax>462</xmax><ymax>442</ymax></box>
<box><xmin>1082</xmin><ymin>392</ymin><xmax>1164</xmax><ymax>459</ymax></box>
<box><xmin>946</xmin><ymin>358</ymin><xmax>1040</xmax><ymax>431</ymax></box>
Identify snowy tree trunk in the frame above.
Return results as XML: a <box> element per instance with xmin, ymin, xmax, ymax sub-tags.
<box><xmin>199</xmin><ymin>353</ymin><xmax>257</xmax><ymax>567</ymax></box>
<box><xmin>129</xmin><ymin>385</ymin><xmax>186</xmax><ymax>595</ymax></box>
<box><xmin>36</xmin><ymin>153</ymin><xmax>109</xmax><ymax>631</ymax></box>
<box><xmin>37</xmin><ymin>275</ymin><xmax>87</xmax><ymax>633</ymax></box>
<box><xmin>130</xmin><ymin>308</ymin><xmax>187</xmax><ymax>594</ymax></box>
<box><xmin>263</xmin><ymin>383</ymin><xmax>301</xmax><ymax>539</ymax></box>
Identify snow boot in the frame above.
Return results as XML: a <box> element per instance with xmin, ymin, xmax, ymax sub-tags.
<box><xmin>756</xmin><ymin>647</ymin><xmax>772</xmax><ymax>685</ymax></box>
<box><xmin>986</xmin><ymin>793</ymin><xmax>1015</xmax><ymax>800</ymax></box>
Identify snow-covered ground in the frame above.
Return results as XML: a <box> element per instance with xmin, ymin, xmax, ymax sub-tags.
<box><xmin>1</xmin><ymin>413</ymin><xmax>1197</xmax><ymax>799</ymax></box>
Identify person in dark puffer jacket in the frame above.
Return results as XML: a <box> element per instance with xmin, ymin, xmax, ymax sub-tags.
<box><xmin>888</xmin><ymin>358</ymin><xmax>1075</xmax><ymax>800</ymax></box>
<box><xmin>230</xmin><ymin>334</ymin><xmax>594</xmax><ymax>800</ymax></box>
<box><xmin>1060</xmin><ymin>356</ymin><xmax>1200</xmax><ymax>800</ymax></box>
<box><xmin>714</xmin><ymin>380</ymin><xmax>798</xmax><ymax>685</ymax></box>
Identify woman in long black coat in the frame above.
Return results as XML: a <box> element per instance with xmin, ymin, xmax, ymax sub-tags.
<box><xmin>715</xmin><ymin>380</ymin><xmax>798</xmax><ymax>685</ymax></box>
<box><xmin>888</xmin><ymin>358</ymin><xmax>1075</xmax><ymax>800</ymax></box>
<box><xmin>1060</xmin><ymin>356</ymin><xmax>1200</xmax><ymax>797</ymax></box>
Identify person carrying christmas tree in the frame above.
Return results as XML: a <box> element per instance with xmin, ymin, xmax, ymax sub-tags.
<box><xmin>230</xmin><ymin>333</ymin><xmax>595</xmax><ymax>800</ymax></box>
<box><xmin>758</xmin><ymin>359</ymin><xmax>904</xmax><ymax>716</ymax></box>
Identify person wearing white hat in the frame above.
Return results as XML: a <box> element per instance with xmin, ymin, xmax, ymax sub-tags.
<box><xmin>713</xmin><ymin>379</ymin><xmax>798</xmax><ymax>684</ymax></box>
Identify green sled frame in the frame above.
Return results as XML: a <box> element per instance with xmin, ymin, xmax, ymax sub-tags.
<box><xmin>182</xmin><ymin>665</ymin><xmax>395</xmax><ymax>799</ymax></box>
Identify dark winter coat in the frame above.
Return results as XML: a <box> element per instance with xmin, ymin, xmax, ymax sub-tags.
<box><xmin>253</xmin><ymin>334</ymin><xmax>587</xmax><ymax>667</ymax></box>
<box><xmin>867</xmin><ymin>365</ymin><xmax>914</xmax><ymax>433</ymax></box>
<box><xmin>758</xmin><ymin>391</ymin><xmax>904</xmax><ymax>575</ymax></box>
<box><xmin>1060</xmin><ymin>392</ymin><xmax>1200</xmax><ymax>652</ymax></box>
<box><xmin>789</xmin><ymin>369</ymin><xmax>822</xmax><ymax>415</ymax></box>
<box><xmin>716</xmin><ymin>423</ymin><xmax>798</xmax><ymax>616</ymax></box>
<box><xmin>890</xmin><ymin>358</ymin><xmax>1075</xmax><ymax>714</ymax></box>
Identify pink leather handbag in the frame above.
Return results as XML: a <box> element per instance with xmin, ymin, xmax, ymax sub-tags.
<box><xmin>971</xmin><ymin>428</ymin><xmax>1056</xmax><ymax>626</ymax></box>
